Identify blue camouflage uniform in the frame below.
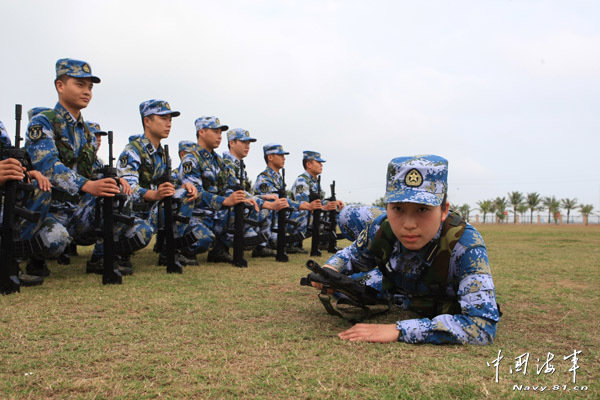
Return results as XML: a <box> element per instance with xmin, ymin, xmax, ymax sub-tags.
<box><xmin>221</xmin><ymin>128</ymin><xmax>272</xmax><ymax>244</ymax></box>
<box><xmin>324</xmin><ymin>155</ymin><xmax>500</xmax><ymax>345</ymax></box>
<box><xmin>253</xmin><ymin>144</ymin><xmax>304</xmax><ymax>241</ymax></box>
<box><xmin>117</xmin><ymin>100</ymin><xmax>213</xmax><ymax>254</ymax></box>
<box><xmin>337</xmin><ymin>204</ymin><xmax>386</xmax><ymax>241</ymax></box>
<box><xmin>178</xmin><ymin>116</ymin><xmax>246</xmax><ymax>248</ymax></box>
<box><xmin>288</xmin><ymin>150</ymin><xmax>329</xmax><ymax>237</ymax></box>
<box><xmin>0</xmin><ymin>120</ymin><xmax>10</xmax><ymax>147</ymax></box>
<box><xmin>1</xmin><ymin>118</ymin><xmax>69</xmax><ymax>260</ymax></box>
<box><xmin>22</xmin><ymin>59</ymin><xmax>150</xmax><ymax>258</ymax></box>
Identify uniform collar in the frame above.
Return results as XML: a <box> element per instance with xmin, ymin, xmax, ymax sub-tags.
<box><xmin>54</xmin><ymin>102</ymin><xmax>84</xmax><ymax>127</ymax></box>
<box><xmin>139</xmin><ymin>134</ymin><xmax>162</xmax><ymax>156</ymax></box>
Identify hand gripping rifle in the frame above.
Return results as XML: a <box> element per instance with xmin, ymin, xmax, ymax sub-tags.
<box><xmin>300</xmin><ymin>259</ymin><xmax>389</xmax><ymax>322</ymax></box>
<box><xmin>309</xmin><ymin>176</ymin><xmax>322</xmax><ymax>257</ymax></box>
<box><xmin>275</xmin><ymin>168</ymin><xmax>289</xmax><ymax>262</ymax></box>
<box><xmin>1</xmin><ymin>104</ymin><xmax>40</xmax><ymax>294</ymax></box>
<box><xmin>155</xmin><ymin>145</ymin><xmax>188</xmax><ymax>274</ymax></box>
<box><xmin>95</xmin><ymin>131</ymin><xmax>135</xmax><ymax>285</ymax></box>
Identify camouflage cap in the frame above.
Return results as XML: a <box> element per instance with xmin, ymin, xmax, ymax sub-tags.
<box><xmin>384</xmin><ymin>155</ymin><xmax>448</xmax><ymax>206</ymax></box>
<box><xmin>195</xmin><ymin>116</ymin><xmax>228</xmax><ymax>132</ymax></box>
<box><xmin>86</xmin><ymin>121</ymin><xmax>107</xmax><ymax>136</ymax></box>
<box><xmin>139</xmin><ymin>99</ymin><xmax>181</xmax><ymax>118</ymax></box>
<box><xmin>178</xmin><ymin>140</ymin><xmax>196</xmax><ymax>153</ymax></box>
<box><xmin>55</xmin><ymin>58</ymin><xmax>101</xmax><ymax>83</ymax></box>
<box><xmin>303</xmin><ymin>150</ymin><xmax>325</xmax><ymax>163</ymax></box>
<box><xmin>263</xmin><ymin>143</ymin><xmax>289</xmax><ymax>156</ymax></box>
<box><xmin>27</xmin><ymin>107</ymin><xmax>51</xmax><ymax>122</ymax></box>
<box><xmin>227</xmin><ymin>128</ymin><xmax>256</xmax><ymax>142</ymax></box>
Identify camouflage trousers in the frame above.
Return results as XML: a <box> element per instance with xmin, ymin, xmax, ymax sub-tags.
<box><xmin>139</xmin><ymin>188</ymin><xmax>214</xmax><ymax>255</ymax></box>
<box><xmin>195</xmin><ymin>204</ymin><xmax>270</xmax><ymax>249</ymax></box>
<box><xmin>19</xmin><ymin>188</ymin><xmax>153</xmax><ymax>258</ymax></box>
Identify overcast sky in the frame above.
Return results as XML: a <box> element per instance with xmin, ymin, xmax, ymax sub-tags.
<box><xmin>1</xmin><ymin>0</ymin><xmax>599</xmax><ymax>210</ymax></box>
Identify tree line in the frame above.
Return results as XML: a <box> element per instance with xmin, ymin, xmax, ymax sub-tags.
<box><xmin>373</xmin><ymin>192</ymin><xmax>595</xmax><ymax>224</ymax></box>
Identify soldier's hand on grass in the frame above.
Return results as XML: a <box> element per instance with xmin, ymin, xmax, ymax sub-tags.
<box><xmin>119</xmin><ymin>178</ymin><xmax>132</xmax><ymax>196</ymax></box>
<box><xmin>0</xmin><ymin>158</ymin><xmax>25</xmax><ymax>186</ymax></box>
<box><xmin>338</xmin><ymin>323</ymin><xmax>400</xmax><ymax>343</ymax></box>
<box><xmin>29</xmin><ymin>170</ymin><xmax>52</xmax><ymax>192</ymax></box>
<box><xmin>223</xmin><ymin>190</ymin><xmax>247</xmax><ymax>207</ymax></box>
<box><xmin>82</xmin><ymin>177</ymin><xmax>121</xmax><ymax>197</ymax></box>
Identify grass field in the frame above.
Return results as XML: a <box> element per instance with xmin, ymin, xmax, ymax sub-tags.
<box><xmin>1</xmin><ymin>224</ymin><xmax>598</xmax><ymax>399</ymax></box>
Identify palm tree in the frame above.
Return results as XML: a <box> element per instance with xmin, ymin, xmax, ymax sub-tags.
<box><xmin>526</xmin><ymin>192</ymin><xmax>541</xmax><ymax>224</ymax></box>
<box><xmin>458</xmin><ymin>204</ymin><xmax>470</xmax><ymax>221</ymax></box>
<box><xmin>517</xmin><ymin>203</ymin><xmax>529</xmax><ymax>222</ymax></box>
<box><xmin>508</xmin><ymin>191</ymin><xmax>524</xmax><ymax>224</ymax></box>
<box><xmin>494</xmin><ymin>197</ymin><xmax>508</xmax><ymax>223</ymax></box>
<box><xmin>477</xmin><ymin>200</ymin><xmax>492</xmax><ymax>223</ymax></box>
<box><xmin>542</xmin><ymin>196</ymin><xmax>553</xmax><ymax>224</ymax></box>
<box><xmin>544</xmin><ymin>196</ymin><xmax>561</xmax><ymax>224</ymax></box>
<box><xmin>579</xmin><ymin>204</ymin><xmax>594</xmax><ymax>225</ymax></box>
<box><xmin>560</xmin><ymin>198</ymin><xmax>578</xmax><ymax>224</ymax></box>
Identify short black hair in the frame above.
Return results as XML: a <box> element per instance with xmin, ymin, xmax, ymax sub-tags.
<box><xmin>302</xmin><ymin>159</ymin><xmax>309</xmax><ymax>170</ymax></box>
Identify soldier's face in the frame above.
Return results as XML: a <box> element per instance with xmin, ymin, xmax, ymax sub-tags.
<box><xmin>229</xmin><ymin>139</ymin><xmax>250</xmax><ymax>159</ymax></box>
<box><xmin>145</xmin><ymin>115</ymin><xmax>172</xmax><ymax>140</ymax></box>
<box><xmin>306</xmin><ymin>160</ymin><xmax>323</xmax><ymax>176</ymax></box>
<box><xmin>269</xmin><ymin>154</ymin><xmax>285</xmax><ymax>170</ymax></box>
<box><xmin>57</xmin><ymin>77</ymin><xmax>93</xmax><ymax>111</ymax></box>
<box><xmin>199</xmin><ymin>128</ymin><xmax>222</xmax><ymax>151</ymax></box>
<box><xmin>386</xmin><ymin>202</ymin><xmax>448</xmax><ymax>251</ymax></box>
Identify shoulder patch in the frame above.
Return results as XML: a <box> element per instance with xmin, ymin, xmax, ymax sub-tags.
<box><xmin>119</xmin><ymin>154</ymin><xmax>128</xmax><ymax>168</ymax></box>
<box><xmin>260</xmin><ymin>183</ymin><xmax>269</xmax><ymax>193</ymax></box>
<box><xmin>183</xmin><ymin>161</ymin><xmax>193</xmax><ymax>174</ymax></box>
<box><xmin>356</xmin><ymin>227</ymin><xmax>368</xmax><ymax>248</ymax></box>
<box><xmin>28</xmin><ymin>125</ymin><xmax>44</xmax><ymax>141</ymax></box>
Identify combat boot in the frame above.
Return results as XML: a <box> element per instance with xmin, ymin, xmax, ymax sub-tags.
<box><xmin>57</xmin><ymin>251</ymin><xmax>71</xmax><ymax>265</ymax></box>
<box><xmin>18</xmin><ymin>269</ymin><xmax>44</xmax><ymax>287</ymax></box>
<box><xmin>207</xmin><ymin>242</ymin><xmax>233</xmax><ymax>263</ymax></box>
<box><xmin>86</xmin><ymin>254</ymin><xmax>104</xmax><ymax>274</ymax></box>
<box><xmin>116</xmin><ymin>255</ymin><xmax>133</xmax><ymax>276</ymax></box>
<box><xmin>251</xmin><ymin>246</ymin><xmax>275</xmax><ymax>258</ymax></box>
<box><xmin>26</xmin><ymin>258</ymin><xmax>51</xmax><ymax>277</ymax></box>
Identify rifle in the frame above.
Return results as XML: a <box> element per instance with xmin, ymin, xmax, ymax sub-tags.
<box><xmin>231</xmin><ymin>160</ymin><xmax>248</xmax><ymax>267</ymax></box>
<box><xmin>300</xmin><ymin>259</ymin><xmax>389</xmax><ymax>321</ymax></box>
<box><xmin>0</xmin><ymin>104</ymin><xmax>41</xmax><ymax>294</ymax></box>
<box><xmin>95</xmin><ymin>131</ymin><xmax>134</xmax><ymax>284</ymax></box>
<box><xmin>275</xmin><ymin>168</ymin><xmax>289</xmax><ymax>262</ymax></box>
<box><xmin>309</xmin><ymin>175</ymin><xmax>322</xmax><ymax>257</ymax></box>
<box><xmin>155</xmin><ymin>145</ymin><xmax>188</xmax><ymax>273</ymax></box>
<box><xmin>326</xmin><ymin>180</ymin><xmax>339</xmax><ymax>253</ymax></box>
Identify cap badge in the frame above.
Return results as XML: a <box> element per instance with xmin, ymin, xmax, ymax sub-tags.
<box><xmin>405</xmin><ymin>169</ymin><xmax>423</xmax><ymax>187</ymax></box>
<box><xmin>165</xmin><ymin>102</ymin><xmax>171</xmax><ymax>110</ymax></box>
<box><xmin>83</xmin><ymin>64</ymin><xmax>91</xmax><ymax>73</ymax></box>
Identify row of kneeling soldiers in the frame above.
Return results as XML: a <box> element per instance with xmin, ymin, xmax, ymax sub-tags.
<box><xmin>0</xmin><ymin>57</ymin><xmax>345</xmax><ymax>289</ymax></box>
